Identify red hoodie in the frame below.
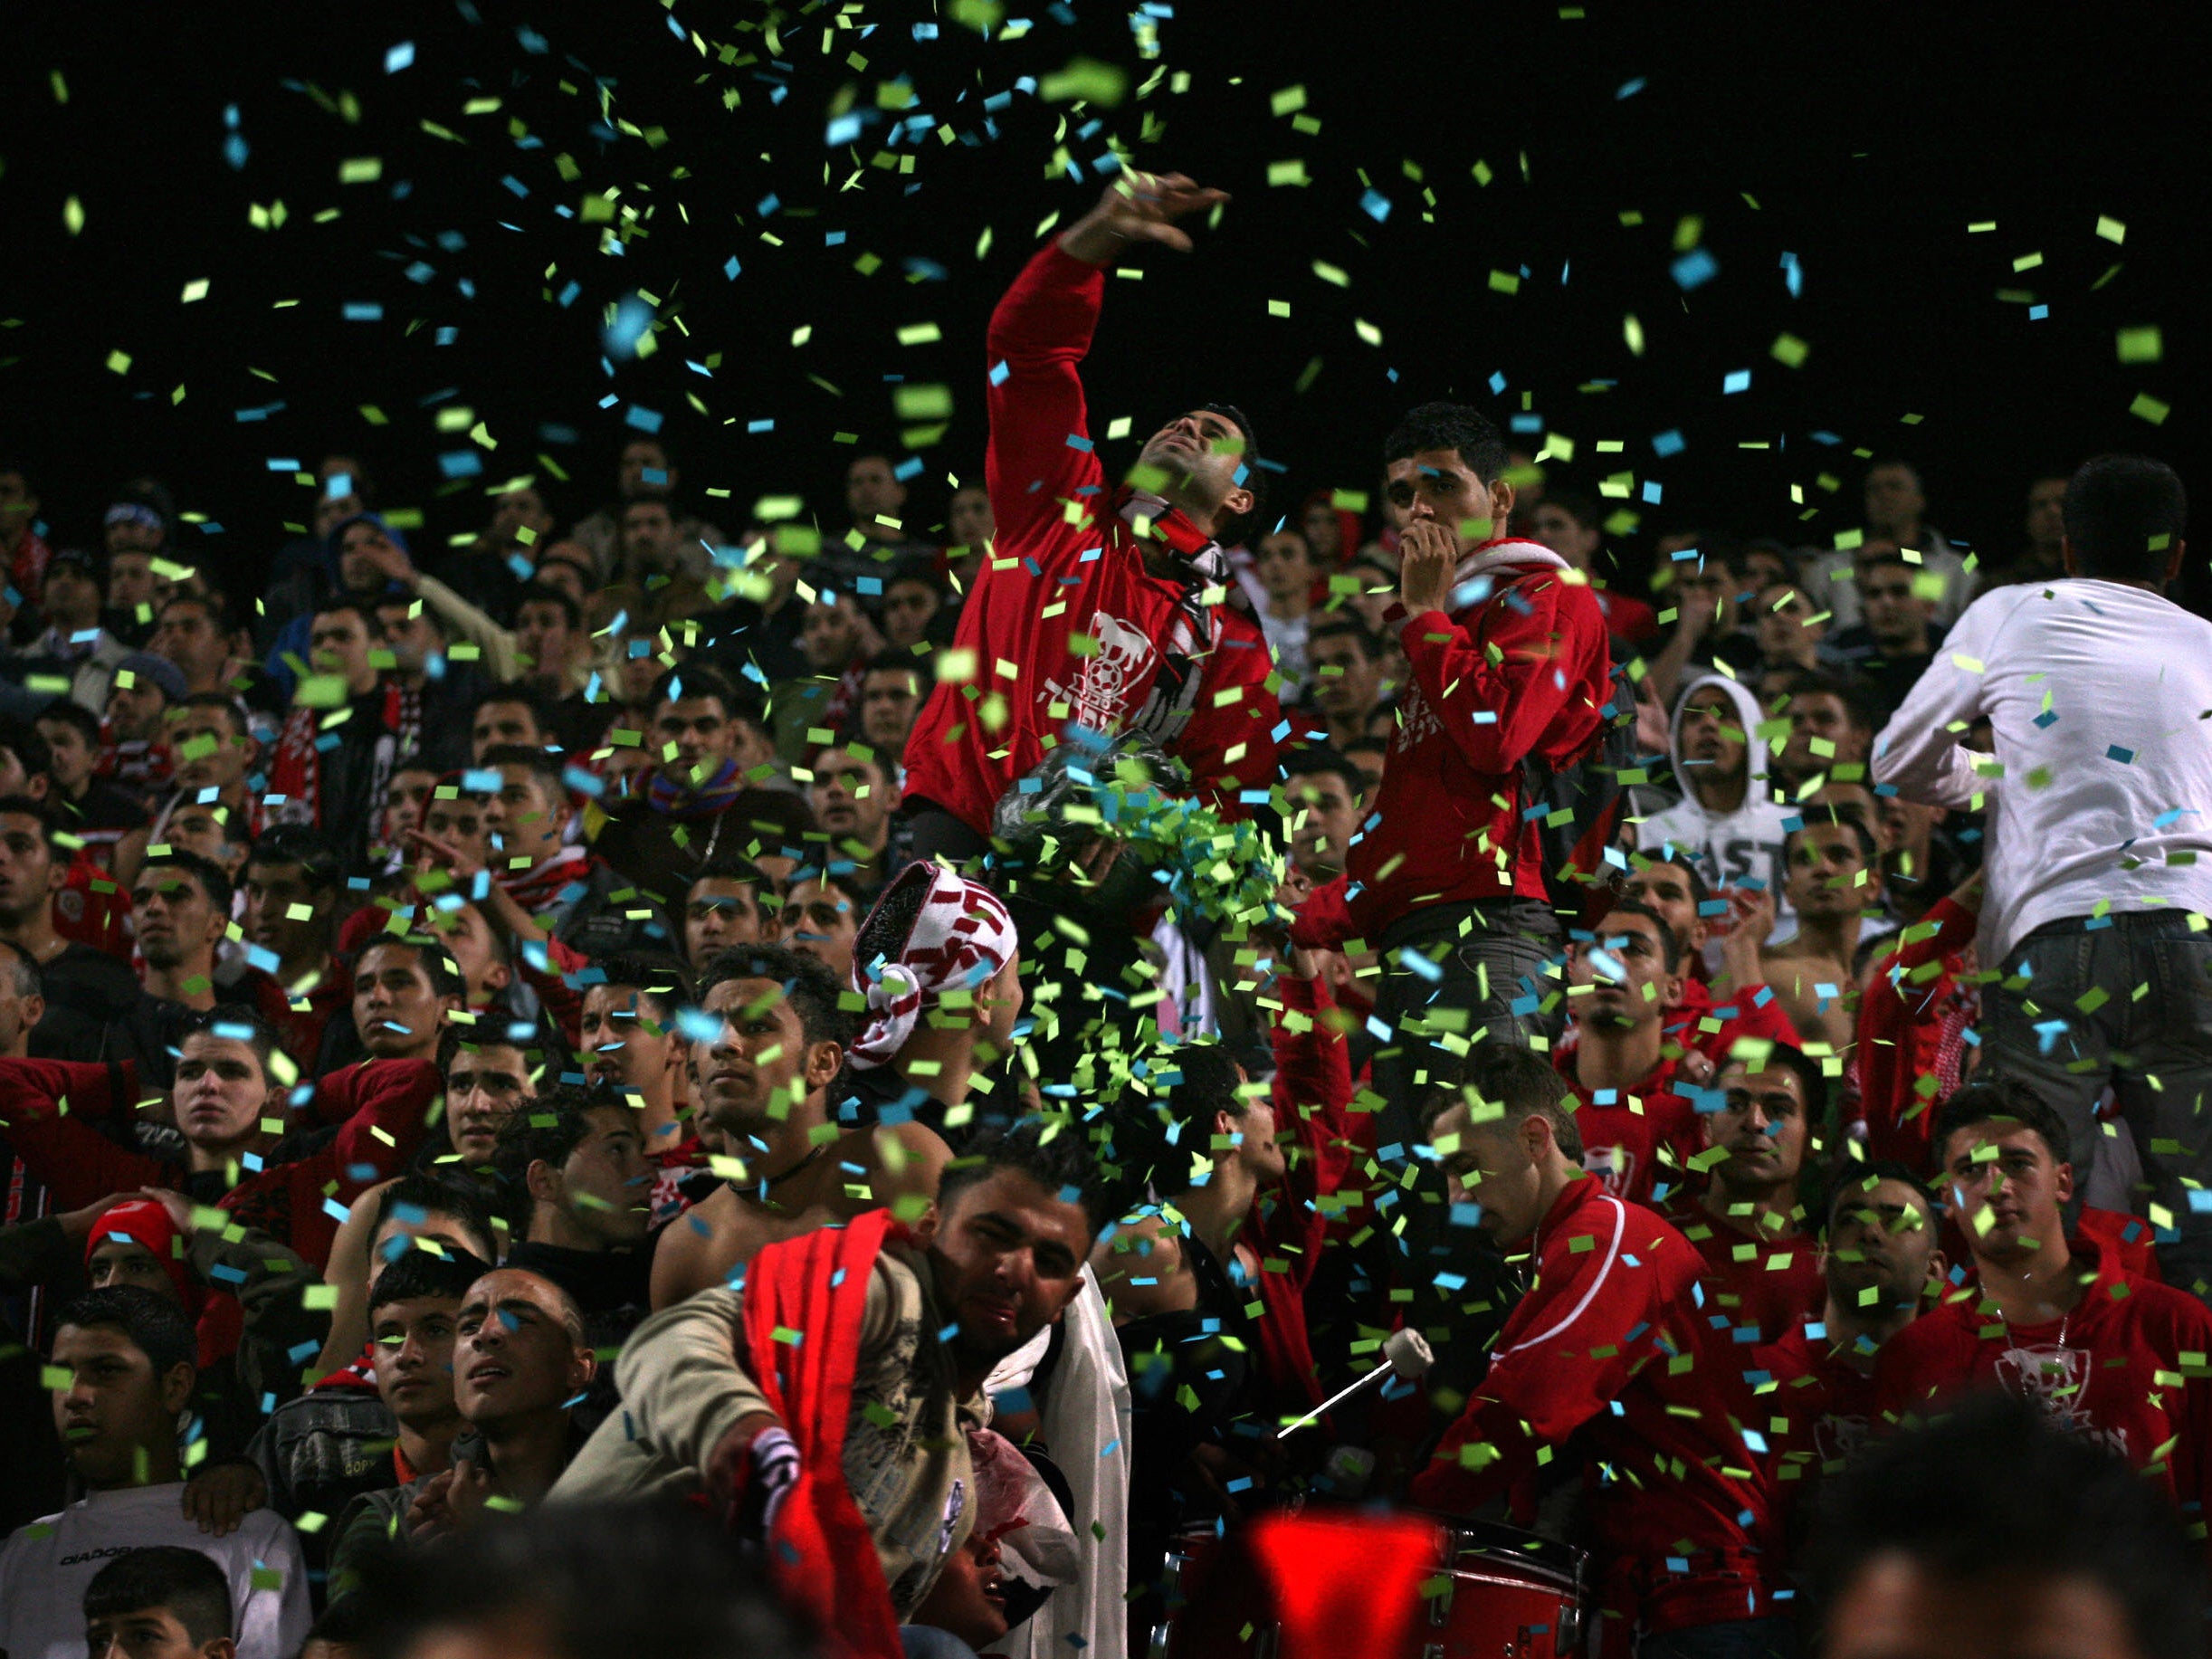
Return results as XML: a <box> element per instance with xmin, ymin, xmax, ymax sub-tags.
<box><xmin>1853</xmin><ymin>896</ymin><xmax>1978</xmax><ymax>1170</ymax></box>
<box><xmin>1659</xmin><ymin>1190</ymin><xmax>1825</xmax><ymax>1346</ymax></box>
<box><xmin>1553</xmin><ymin>1047</ymin><xmax>1703</xmax><ymax>1208</ymax></box>
<box><xmin>0</xmin><ymin>1056</ymin><xmax>441</xmax><ymax>1267</ymax></box>
<box><xmin>1874</xmin><ymin>1235</ymin><xmax>2212</xmax><ymax>1520</ymax></box>
<box><xmin>1342</xmin><ymin>541</ymin><xmax>1608</xmax><ymax>938</ymax></box>
<box><xmin>901</xmin><ymin>241</ymin><xmax>1281</xmax><ymax>836</ymax></box>
<box><xmin>1411</xmin><ymin>1175</ymin><xmax>1783</xmax><ymax>1637</ymax></box>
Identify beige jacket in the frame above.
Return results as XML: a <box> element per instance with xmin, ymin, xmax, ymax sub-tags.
<box><xmin>549</xmin><ymin>1240</ymin><xmax>985</xmax><ymax>1616</ymax></box>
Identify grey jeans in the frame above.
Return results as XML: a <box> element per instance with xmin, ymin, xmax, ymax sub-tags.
<box><xmin>1983</xmin><ymin>910</ymin><xmax>2212</xmax><ymax>1296</ymax></box>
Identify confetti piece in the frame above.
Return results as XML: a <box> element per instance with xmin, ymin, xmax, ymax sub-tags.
<box><xmin>2097</xmin><ymin>215</ymin><xmax>2127</xmax><ymax>243</ymax></box>
<box><xmin>2130</xmin><ymin>393</ymin><xmax>2171</xmax><ymax>426</ymax></box>
<box><xmin>2116</xmin><ymin>327</ymin><xmax>2163</xmax><ymax>365</ymax></box>
<box><xmin>338</xmin><ymin>157</ymin><xmax>383</xmax><ymax>185</ymax></box>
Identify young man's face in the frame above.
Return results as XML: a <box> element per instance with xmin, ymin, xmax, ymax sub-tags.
<box><xmin>799</xmin><ymin>599</ymin><xmax>863</xmax><ymax>673</ymax></box>
<box><xmin>620</xmin><ymin>501</ymin><xmax>677</xmax><ymax>569</ymax></box>
<box><xmin>83</xmin><ymin>1601</ymin><xmax>221</xmax><ymax>1659</ymax></box>
<box><xmin>167</xmin><ymin>706</ymin><xmax>251</xmax><ymax>794</ymax></box>
<box><xmin>544</xmin><ymin>1106</ymin><xmax>653</xmax><ymax>1245</ymax></box>
<box><xmin>1860</xmin><ymin>562</ymin><xmax>1935</xmax><ymax>650</ymax></box>
<box><xmin>309</xmin><ymin>609</ymin><xmax>375</xmax><ymax>689</ymax></box>
<box><xmin>40</xmin><ymin>562</ymin><xmax>100</xmax><ymax>629</ymax></box>
<box><xmin>688</xmin><ymin>975</ymin><xmax>839</xmax><ymax>1138</ymax></box>
<box><xmin>1568</xmin><ymin>910</ymin><xmax>1681</xmax><ymax>1029</ymax></box>
<box><xmin>683</xmin><ymin>877</ymin><xmax>764</xmax><ymax>968</ymax></box>
<box><xmin>0</xmin><ymin>809</ymin><xmax>59</xmax><ymax>926</ymax></box>
<box><xmin>579</xmin><ymin>985</ymin><xmax>677</xmax><ymax>1095</ymax></box>
<box><xmin>151</xmin><ymin>601</ymin><xmax>225</xmax><ymax>681</ymax></box>
<box><xmin>920</xmin><ymin>1168</ymin><xmax>1091</xmax><ymax>1377</ymax></box>
<box><xmin>778</xmin><ymin>877</ymin><xmax>861</xmax><ymax>981</ymax></box>
<box><xmin>2026</xmin><ymin>476</ymin><xmax>2068</xmax><ymax>552</ymax></box>
<box><xmin>882</xmin><ymin>579</ymin><xmax>939</xmax><ymax>650</ymax></box>
<box><xmin>36</xmin><ymin>716</ymin><xmax>97</xmax><ymax>793</ymax></box>
<box><xmin>1430</xmin><ymin>1104</ymin><xmax>1546</xmax><ymax>1245</ymax></box>
<box><xmin>1786</xmin><ymin>823</ymin><xmax>1879</xmax><ymax>920</ymax></box>
<box><xmin>172</xmin><ymin>1034</ymin><xmax>268</xmax><ymax>1151</ymax></box>
<box><xmin>1385</xmin><ymin>446</ymin><xmax>1512</xmax><ymax>558</ymax></box>
<box><xmin>378</xmin><ymin>600</ymin><xmax>446</xmax><ymax>675</ymax></box>
<box><xmin>131</xmin><ymin>866</ymin><xmax>223</xmax><ymax>976</ymax></box>
<box><xmin>381</xmin><ymin>768</ymin><xmax>439</xmax><ymax>847</ymax></box>
<box><xmin>242</xmin><ymin>859</ymin><xmax>332</xmax><ymax>966</ymax></box>
<box><xmin>445</xmin><ymin>1044</ymin><xmax>535</xmax><ymax>1165</ymax></box>
<box><xmin>87</xmin><ymin>1238</ymin><xmax>182</xmax><ymax>1304</ymax></box>
<box><xmin>1252</xmin><ymin>531</ymin><xmax>1314</xmax><ymax>601</ymax></box>
<box><xmin>1706</xmin><ymin>1063</ymin><xmax>1811</xmax><ymax>1194</ymax></box>
<box><xmin>486</xmin><ymin>765</ymin><xmax>569</xmax><ymax>869</ymax></box>
<box><xmin>809</xmin><ymin>747</ymin><xmax>894</xmax><ymax>845</ymax></box>
<box><xmin>1305</xmin><ymin>632</ymin><xmax>1380</xmax><ymax>719</ymax></box>
<box><xmin>1754</xmin><ymin>584</ymin><xmax>1823</xmax><ymax>659</ymax></box>
<box><xmin>1863</xmin><ymin>463</ymin><xmax>1925</xmax><ymax>537</ymax></box>
<box><xmin>420</xmin><ymin>790</ymin><xmax>494</xmax><ymax>868</ymax></box>
<box><xmin>1825</xmin><ymin>1176</ymin><xmax>1941</xmax><ymax>1314</ymax></box>
<box><xmin>107</xmin><ymin>550</ymin><xmax>157</xmax><ymax>609</ymax></box>
<box><xmin>472</xmin><ymin>701</ymin><xmax>547</xmax><ymax>762</ymax></box>
<box><xmin>859</xmin><ymin>667</ymin><xmax>922</xmax><ymax>753</ymax></box>
<box><xmin>1676</xmin><ymin>689</ymin><xmax>1749</xmax><ymax>784</ymax></box>
<box><xmin>1531</xmin><ymin>501</ymin><xmax>1601</xmax><ymax>568</ymax></box>
<box><xmin>491</xmin><ymin>485</ymin><xmax>554</xmax><ymax>547</ymax></box>
<box><xmin>353</xmin><ymin>943</ymin><xmax>453</xmax><ymax>1061</ymax></box>
<box><xmin>1622</xmin><ymin>864</ymin><xmax>1704</xmax><ymax>955</ymax></box>
<box><xmin>453</xmin><ymin>1270</ymin><xmax>592</xmax><ymax>1431</ymax></box>
<box><xmin>844</xmin><ymin>454</ymin><xmax>905</xmax><ymax>524</ymax></box>
<box><xmin>51</xmin><ymin>1322</ymin><xmax>191</xmax><ymax>1486</ymax></box>
<box><xmin>1778</xmin><ymin>691</ymin><xmax>1869</xmax><ymax>778</ymax></box>
<box><xmin>653</xmin><ymin>695</ymin><xmax>735</xmax><ymax>779</ymax></box>
<box><xmin>1942</xmin><ymin>1121</ymin><xmax>2072</xmax><ymax>1266</ymax></box>
<box><xmin>106</xmin><ymin>677</ymin><xmax>169</xmax><ymax>744</ymax></box>
<box><xmin>515</xmin><ymin>599</ymin><xmax>577</xmax><ymax>684</ymax></box>
<box><xmin>619</xmin><ymin>440</ymin><xmax>671</xmax><ymax>499</ymax></box>
<box><xmin>947</xmin><ymin>485</ymin><xmax>993</xmax><ymax>550</ymax></box>
<box><xmin>1285</xmin><ymin>768</ymin><xmax>1360</xmax><ymax>879</ymax></box>
<box><xmin>908</xmin><ymin>1532</ymin><xmax>1010</xmax><ymax>1653</ymax></box>
<box><xmin>1136</xmin><ymin>409</ymin><xmax>1253</xmax><ymax>531</ymax></box>
<box><xmin>338</xmin><ymin>520</ymin><xmax>400</xmax><ymax>590</ymax></box>
<box><xmin>372</xmin><ymin>1293</ymin><xmax>464</xmax><ymax>1431</ymax></box>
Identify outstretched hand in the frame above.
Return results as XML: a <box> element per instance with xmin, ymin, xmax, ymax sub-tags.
<box><xmin>1059</xmin><ymin>171</ymin><xmax>1229</xmax><ymax>264</ymax></box>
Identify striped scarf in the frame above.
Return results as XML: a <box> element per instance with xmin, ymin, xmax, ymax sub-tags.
<box><xmin>1113</xmin><ymin>485</ymin><xmax>1231</xmax><ymax>748</ymax></box>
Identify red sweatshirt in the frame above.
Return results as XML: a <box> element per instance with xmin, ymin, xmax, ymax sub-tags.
<box><xmin>1411</xmin><ymin>1175</ymin><xmax>1783</xmax><ymax>1636</ymax></box>
<box><xmin>1248</xmin><ymin>974</ymin><xmax>1362</xmax><ymax>1416</ymax></box>
<box><xmin>1659</xmin><ymin>1191</ymin><xmax>1825</xmax><ymax>1345</ymax></box>
<box><xmin>1874</xmin><ymin>1237</ymin><xmax>2212</xmax><ymax>1521</ymax></box>
<box><xmin>1668</xmin><ymin>974</ymin><xmax>1802</xmax><ymax>1067</ymax></box>
<box><xmin>0</xmin><ymin>1056</ymin><xmax>442</xmax><ymax>1267</ymax></box>
<box><xmin>1754</xmin><ymin>1318</ymin><xmax>1882</xmax><ymax>1535</ymax></box>
<box><xmin>1343</xmin><ymin>542</ymin><xmax>1608</xmax><ymax>937</ymax></box>
<box><xmin>1554</xmin><ymin>1046</ymin><xmax>1703</xmax><ymax>1208</ymax></box>
<box><xmin>901</xmin><ymin>241</ymin><xmax>1281</xmax><ymax>835</ymax></box>
<box><xmin>1853</xmin><ymin>897</ymin><xmax>1978</xmax><ymax>1170</ymax></box>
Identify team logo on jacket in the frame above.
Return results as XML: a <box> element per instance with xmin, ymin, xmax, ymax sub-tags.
<box><xmin>1814</xmin><ymin>1411</ymin><xmax>1869</xmax><ymax>1466</ymax></box>
<box><xmin>1044</xmin><ymin>610</ymin><xmax>1155</xmax><ymax>730</ymax></box>
<box><xmin>1995</xmin><ymin>1342</ymin><xmax>2129</xmax><ymax>1457</ymax></box>
<box><xmin>1395</xmin><ymin>682</ymin><xmax>1441</xmax><ymax>752</ymax></box>
<box><xmin>1584</xmin><ymin>1142</ymin><xmax>1633</xmax><ymax>1198</ymax></box>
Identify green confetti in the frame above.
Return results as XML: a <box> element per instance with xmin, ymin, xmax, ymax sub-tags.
<box><xmin>2116</xmin><ymin>327</ymin><xmax>2163</xmax><ymax>365</ymax></box>
<box><xmin>2130</xmin><ymin>392</ymin><xmax>2172</xmax><ymax>426</ymax></box>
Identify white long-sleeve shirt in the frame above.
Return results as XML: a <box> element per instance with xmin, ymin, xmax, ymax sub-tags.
<box><xmin>1871</xmin><ymin>577</ymin><xmax>2212</xmax><ymax>960</ymax></box>
<box><xmin>0</xmin><ymin>1484</ymin><xmax>310</xmax><ymax>1659</ymax></box>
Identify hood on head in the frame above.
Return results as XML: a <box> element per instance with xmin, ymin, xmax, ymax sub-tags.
<box><xmin>1667</xmin><ymin>672</ymin><xmax>1773</xmax><ymax>802</ymax></box>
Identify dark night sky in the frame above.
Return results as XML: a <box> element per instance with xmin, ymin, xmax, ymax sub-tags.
<box><xmin>5</xmin><ymin>0</ymin><xmax>2206</xmax><ymax>604</ymax></box>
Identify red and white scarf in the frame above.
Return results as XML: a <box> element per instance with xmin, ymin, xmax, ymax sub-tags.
<box><xmin>847</xmin><ymin>862</ymin><xmax>1017</xmax><ymax>1069</ymax></box>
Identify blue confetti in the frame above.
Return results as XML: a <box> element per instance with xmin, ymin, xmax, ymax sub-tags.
<box><xmin>1671</xmin><ymin>247</ymin><xmax>1719</xmax><ymax>291</ymax></box>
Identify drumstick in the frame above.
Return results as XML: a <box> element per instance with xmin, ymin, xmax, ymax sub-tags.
<box><xmin>1273</xmin><ymin>1328</ymin><xmax>1435</xmax><ymax>1441</ymax></box>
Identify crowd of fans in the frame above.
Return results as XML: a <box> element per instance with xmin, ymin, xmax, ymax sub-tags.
<box><xmin>1</xmin><ymin>168</ymin><xmax>2207</xmax><ymax>1659</ymax></box>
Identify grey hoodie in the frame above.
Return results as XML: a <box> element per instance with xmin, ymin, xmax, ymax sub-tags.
<box><xmin>1634</xmin><ymin>672</ymin><xmax>1797</xmax><ymax>938</ymax></box>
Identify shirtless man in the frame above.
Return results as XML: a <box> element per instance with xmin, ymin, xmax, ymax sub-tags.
<box><xmin>648</xmin><ymin>943</ymin><xmax>949</xmax><ymax>1308</ymax></box>
<box><xmin>1761</xmin><ymin>816</ymin><xmax>1886</xmax><ymax>1056</ymax></box>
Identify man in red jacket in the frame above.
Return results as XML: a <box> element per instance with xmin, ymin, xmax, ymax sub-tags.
<box><xmin>1410</xmin><ymin>1044</ymin><xmax>1788</xmax><ymax>1656</ymax></box>
<box><xmin>1350</xmin><ymin>402</ymin><xmax>1610</xmax><ymax>1068</ymax></box>
<box><xmin>1874</xmin><ymin>1079</ymin><xmax>2212</xmax><ymax>1525</ymax></box>
<box><xmin>901</xmin><ymin>169</ymin><xmax>1280</xmax><ymax>865</ymax></box>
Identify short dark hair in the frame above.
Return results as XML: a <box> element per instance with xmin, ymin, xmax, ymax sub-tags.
<box><xmin>176</xmin><ymin>691</ymin><xmax>250</xmax><ymax>736</ymax></box>
<box><xmin>0</xmin><ymin>793</ymin><xmax>60</xmax><ymax>851</ymax></box>
<box><xmin>314</xmin><ymin>593</ymin><xmax>385</xmax><ymax>634</ymax></box>
<box><xmin>471</xmin><ymin>682</ymin><xmax>560</xmax><ymax>738</ymax></box>
<box><xmin>1781</xmin><ymin>670</ymin><xmax>1877</xmax><ymax>734</ymax></box>
<box><xmin>1628</xmin><ymin>850</ymin><xmax>1712</xmax><ymax>913</ymax></box>
<box><xmin>161</xmin><ymin>587</ymin><xmax>235</xmax><ymax>633</ymax></box>
<box><xmin>1592</xmin><ymin>897</ymin><xmax>1683</xmax><ymax>972</ymax></box>
<box><xmin>1306</xmin><ymin>615</ymin><xmax>1381</xmax><ymax>662</ymax></box>
<box><xmin>1110</xmin><ymin>1044</ymin><xmax>1254</xmax><ymax>1198</ymax></box>
<box><xmin>1282</xmin><ymin>746</ymin><xmax>1366</xmax><ymax>801</ymax></box>
<box><xmin>695</xmin><ymin>942</ymin><xmax>854</xmax><ymax>1050</ymax></box>
<box><xmin>2064</xmin><ymin>454</ymin><xmax>2188</xmax><ymax>583</ymax></box>
<box><xmin>862</xmin><ymin>651</ymin><xmax>925</xmax><ymax>685</ymax></box>
<box><xmin>369</xmin><ymin>1174</ymin><xmax>501</xmax><ymax>1265</ymax></box>
<box><xmin>1933</xmin><ymin>1076</ymin><xmax>2071</xmax><ymax>1171</ymax></box>
<box><xmin>1384</xmin><ymin>401</ymin><xmax>1509</xmax><ymax>486</ymax></box>
<box><xmin>244</xmin><ymin>823</ymin><xmax>344</xmax><ymax>894</ymax></box>
<box><xmin>941</xmin><ymin>1114</ymin><xmax>1116</xmax><ymax>1240</ymax></box>
<box><xmin>0</xmin><ymin>936</ymin><xmax>43</xmax><ymax>1000</ymax></box>
<box><xmin>493</xmin><ymin>1082</ymin><xmax>621</xmax><ymax>1193</ymax></box>
<box><xmin>1718</xmin><ymin>1040</ymin><xmax>1830</xmax><ymax>1125</ymax></box>
<box><xmin>1197</xmin><ymin>403</ymin><xmax>1266</xmax><ymax>548</ymax></box>
<box><xmin>1823</xmin><ymin>1158</ymin><xmax>1940</xmax><ymax>1235</ymax></box>
<box><xmin>686</xmin><ymin>855</ymin><xmax>768</xmax><ymax>900</ymax></box>
<box><xmin>1540</xmin><ymin>485</ymin><xmax>1602</xmax><ymax>531</ymax></box>
<box><xmin>358</xmin><ymin>933</ymin><xmax>468</xmax><ymax>1003</ymax></box>
<box><xmin>1414</xmin><ymin>1043</ymin><xmax>1583</xmax><ymax>1162</ymax></box>
<box><xmin>55</xmin><ymin>1285</ymin><xmax>196</xmax><ymax>1380</ymax></box>
<box><xmin>0</xmin><ymin>717</ymin><xmax>52</xmax><ymax>785</ymax></box>
<box><xmin>368</xmin><ymin>1245</ymin><xmax>491</xmax><ymax>1318</ymax></box>
<box><xmin>593</xmin><ymin>950</ymin><xmax>693</xmax><ymax>1022</ymax></box>
<box><xmin>1785</xmin><ymin>812</ymin><xmax>1880</xmax><ymax>869</ymax></box>
<box><xmin>650</xmin><ymin>661</ymin><xmax>739</xmax><ymax>715</ymax></box>
<box><xmin>35</xmin><ymin>699</ymin><xmax>102</xmax><ymax>748</ymax></box>
<box><xmin>478</xmin><ymin>743</ymin><xmax>571</xmax><ymax>803</ymax></box>
<box><xmin>136</xmin><ymin>847</ymin><xmax>233</xmax><ymax>920</ymax></box>
<box><xmin>1807</xmin><ymin>1391</ymin><xmax>2204</xmax><ymax>1659</ymax></box>
<box><xmin>515</xmin><ymin>583</ymin><xmax>584</xmax><ymax>634</ymax></box>
<box><xmin>177</xmin><ymin>1004</ymin><xmax>278</xmax><ymax>1078</ymax></box>
<box><xmin>84</xmin><ymin>1547</ymin><xmax>234</xmax><ymax>1647</ymax></box>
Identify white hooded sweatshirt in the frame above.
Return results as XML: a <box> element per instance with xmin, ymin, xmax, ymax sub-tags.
<box><xmin>1635</xmin><ymin>672</ymin><xmax>1797</xmax><ymax>939</ymax></box>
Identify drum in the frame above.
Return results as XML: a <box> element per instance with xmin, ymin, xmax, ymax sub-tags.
<box><xmin>1163</xmin><ymin>1512</ymin><xmax>1589</xmax><ymax>1659</ymax></box>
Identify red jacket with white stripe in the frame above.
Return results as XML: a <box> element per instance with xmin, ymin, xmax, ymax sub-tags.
<box><xmin>901</xmin><ymin>241</ymin><xmax>1281</xmax><ymax>835</ymax></box>
<box><xmin>1411</xmin><ymin>1174</ymin><xmax>1782</xmax><ymax>1635</ymax></box>
<box><xmin>1343</xmin><ymin>541</ymin><xmax>1609</xmax><ymax>938</ymax></box>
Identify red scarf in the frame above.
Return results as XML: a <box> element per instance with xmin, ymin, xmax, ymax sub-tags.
<box><xmin>499</xmin><ymin>845</ymin><xmax>592</xmax><ymax>915</ymax></box>
<box><xmin>268</xmin><ymin>682</ymin><xmax>411</xmax><ymax>825</ymax></box>
<box><xmin>739</xmin><ymin>1208</ymin><xmax>905</xmax><ymax>1658</ymax></box>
